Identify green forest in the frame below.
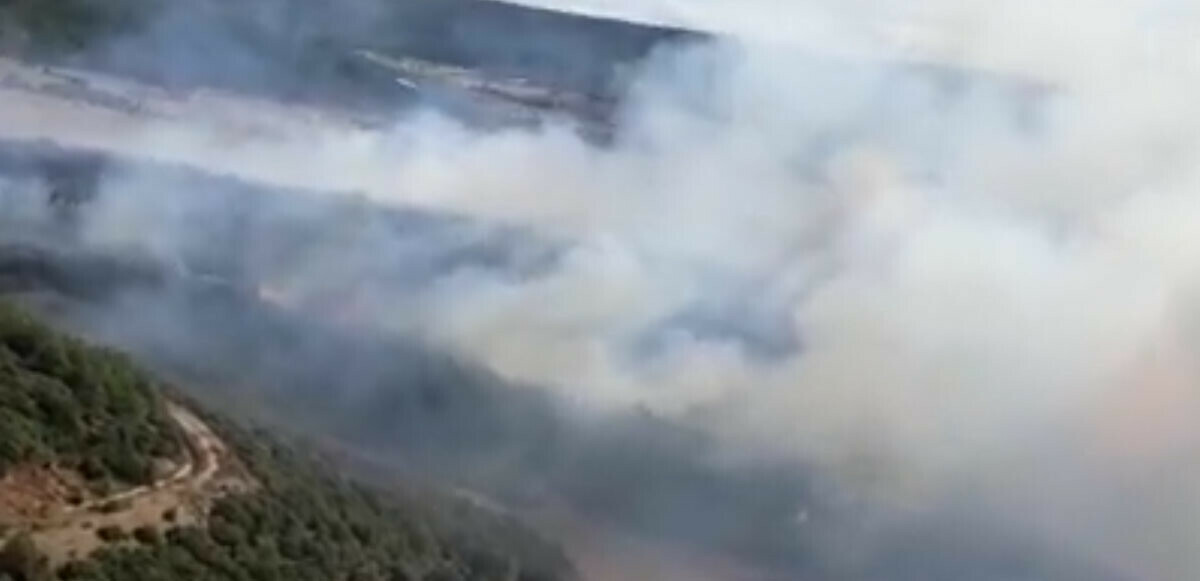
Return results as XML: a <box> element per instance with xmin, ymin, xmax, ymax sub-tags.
<box><xmin>0</xmin><ymin>301</ymin><xmax>574</xmax><ymax>581</ymax></box>
<box><xmin>50</xmin><ymin>421</ymin><xmax>574</xmax><ymax>581</ymax></box>
<box><xmin>0</xmin><ymin>301</ymin><xmax>183</xmax><ymax>488</ymax></box>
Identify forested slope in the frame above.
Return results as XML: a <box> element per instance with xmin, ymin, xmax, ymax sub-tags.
<box><xmin>0</xmin><ymin>302</ymin><xmax>576</xmax><ymax>581</ymax></box>
<box><xmin>51</xmin><ymin>418</ymin><xmax>576</xmax><ymax>581</ymax></box>
<box><xmin>0</xmin><ymin>301</ymin><xmax>182</xmax><ymax>488</ymax></box>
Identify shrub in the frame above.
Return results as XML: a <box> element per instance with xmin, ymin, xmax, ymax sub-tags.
<box><xmin>95</xmin><ymin>526</ymin><xmax>126</xmax><ymax>543</ymax></box>
<box><xmin>132</xmin><ymin>526</ymin><xmax>161</xmax><ymax>546</ymax></box>
<box><xmin>0</xmin><ymin>532</ymin><xmax>48</xmax><ymax>580</ymax></box>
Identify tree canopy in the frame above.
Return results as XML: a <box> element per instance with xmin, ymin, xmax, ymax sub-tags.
<box><xmin>0</xmin><ymin>302</ymin><xmax>575</xmax><ymax>581</ymax></box>
<box><xmin>0</xmin><ymin>301</ymin><xmax>183</xmax><ymax>488</ymax></box>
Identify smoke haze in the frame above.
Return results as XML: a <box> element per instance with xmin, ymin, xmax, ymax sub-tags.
<box><xmin>6</xmin><ymin>1</ymin><xmax>1200</xmax><ymax>579</ymax></box>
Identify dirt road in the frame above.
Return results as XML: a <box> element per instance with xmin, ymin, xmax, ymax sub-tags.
<box><xmin>0</xmin><ymin>402</ymin><xmax>251</xmax><ymax>565</ymax></box>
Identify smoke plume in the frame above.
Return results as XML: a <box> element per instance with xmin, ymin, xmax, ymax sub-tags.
<box><xmin>5</xmin><ymin>0</ymin><xmax>1200</xmax><ymax>579</ymax></box>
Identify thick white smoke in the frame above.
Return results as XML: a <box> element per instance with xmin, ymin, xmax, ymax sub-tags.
<box><xmin>304</xmin><ymin>4</ymin><xmax>1200</xmax><ymax>577</ymax></box>
<box><xmin>6</xmin><ymin>1</ymin><xmax>1200</xmax><ymax>578</ymax></box>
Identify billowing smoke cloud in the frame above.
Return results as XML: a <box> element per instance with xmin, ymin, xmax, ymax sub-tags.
<box><xmin>6</xmin><ymin>0</ymin><xmax>1200</xmax><ymax>579</ymax></box>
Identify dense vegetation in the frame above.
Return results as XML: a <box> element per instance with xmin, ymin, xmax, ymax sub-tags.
<box><xmin>49</xmin><ymin>417</ymin><xmax>575</xmax><ymax>581</ymax></box>
<box><xmin>0</xmin><ymin>301</ymin><xmax>182</xmax><ymax>487</ymax></box>
<box><xmin>0</xmin><ymin>302</ymin><xmax>575</xmax><ymax>581</ymax></box>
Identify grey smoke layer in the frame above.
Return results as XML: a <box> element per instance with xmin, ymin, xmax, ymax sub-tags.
<box><xmin>0</xmin><ymin>138</ymin><xmax>1120</xmax><ymax>581</ymax></box>
<box><xmin>6</xmin><ymin>0</ymin><xmax>1200</xmax><ymax>579</ymax></box>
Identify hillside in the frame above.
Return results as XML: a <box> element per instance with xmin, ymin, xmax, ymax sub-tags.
<box><xmin>0</xmin><ymin>301</ymin><xmax>577</xmax><ymax>581</ymax></box>
<box><xmin>0</xmin><ymin>302</ymin><xmax>184</xmax><ymax>490</ymax></box>
<box><xmin>0</xmin><ymin>139</ymin><xmax>825</xmax><ymax>578</ymax></box>
<box><xmin>0</xmin><ymin>0</ymin><xmax>702</xmax><ymax>108</ymax></box>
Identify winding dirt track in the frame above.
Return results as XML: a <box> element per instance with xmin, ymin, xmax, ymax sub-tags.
<box><xmin>54</xmin><ymin>404</ymin><xmax>224</xmax><ymax>520</ymax></box>
<box><xmin>1</xmin><ymin>402</ymin><xmax>246</xmax><ymax>565</ymax></box>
